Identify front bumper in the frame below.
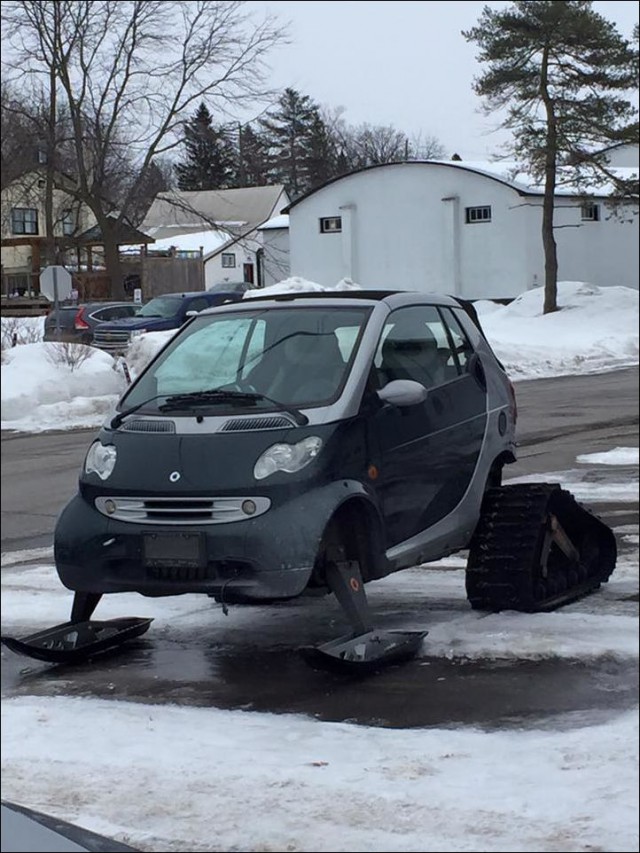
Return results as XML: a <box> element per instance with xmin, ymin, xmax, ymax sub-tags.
<box><xmin>54</xmin><ymin>482</ymin><xmax>364</xmax><ymax>600</ymax></box>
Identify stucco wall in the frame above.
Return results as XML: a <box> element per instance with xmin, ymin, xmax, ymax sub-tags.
<box><xmin>288</xmin><ymin>162</ymin><xmax>638</xmax><ymax>298</ymax></box>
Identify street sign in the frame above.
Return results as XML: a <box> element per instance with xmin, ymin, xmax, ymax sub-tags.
<box><xmin>39</xmin><ymin>265</ymin><xmax>72</xmax><ymax>302</ymax></box>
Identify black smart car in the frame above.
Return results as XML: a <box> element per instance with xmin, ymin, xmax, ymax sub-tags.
<box><xmin>22</xmin><ymin>289</ymin><xmax>612</xmax><ymax>670</ymax></box>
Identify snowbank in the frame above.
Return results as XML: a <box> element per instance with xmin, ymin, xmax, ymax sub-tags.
<box><xmin>0</xmin><ymin>280</ymin><xmax>637</xmax><ymax>433</ymax></box>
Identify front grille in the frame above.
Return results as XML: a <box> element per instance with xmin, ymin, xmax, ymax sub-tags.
<box><xmin>222</xmin><ymin>416</ymin><xmax>293</xmax><ymax>431</ymax></box>
<box><xmin>120</xmin><ymin>419</ymin><xmax>175</xmax><ymax>433</ymax></box>
<box><xmin>93</xmin><ymin>330</ymin><xmax>131</xmax><ymax>353</ymax></box>
<box><xmin>95</xmin><ymin>495</ymin><xmax>270</xmax><ymax>525</ymax></box>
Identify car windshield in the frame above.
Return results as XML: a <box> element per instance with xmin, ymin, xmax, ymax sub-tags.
<box><xmin>121</xmin><ymin>306</ymin><xmax>372</xmax><ymax>414</ymax></box>
<box><xmin>136</xmin><ymin>296</ymin><xmax>182</xmax><ymax>318</ymax></box>
<box><xmin>209</xmin><ymin>281</ymin><xmax>248</xmax><ymax>293</ymax></box>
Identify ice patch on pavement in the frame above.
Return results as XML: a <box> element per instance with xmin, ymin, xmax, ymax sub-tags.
<box><xmin>577</xmin><ymin>447</ymin><xmax>639</xmax><ymax>466</ymax></box>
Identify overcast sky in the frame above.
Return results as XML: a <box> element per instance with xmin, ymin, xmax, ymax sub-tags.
<box><xmin>245</xmin><ymin>0</ymin><xmax>639</xmax><ymax>160</ymax></box>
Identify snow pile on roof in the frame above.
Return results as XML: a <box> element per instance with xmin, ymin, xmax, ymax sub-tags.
<box><xmin>477</xmin><ymin>281</ymin><xmax>639</xmax><ymax>379</ymax></box>
<box><xmin>243</xmin><ymin>276</ymin><xmax>361</xmax><ymax>299</ymax></box>
<box><xmin>258</xmin><ymin>214</ymin><xmax>289</xmax><ymax>230</ymax></box>
<box><xmin>121</xmin><ymin>228</ymin><xmax>231</xmax><ymax>257</ymax></box>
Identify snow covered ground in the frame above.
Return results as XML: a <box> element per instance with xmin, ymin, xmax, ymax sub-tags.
<box><xmin>1</xmin><ymin>279</ymin><xmax>638</xmax><ymax>851</ymax></box>
<box><xmin>1</xmin><ymin>447</ymin><xmax>638</xmax><ymax>852</ymax></box>
<box><xmin>1</xmin><ymin>280</ymin><xmax>638</xmax><ymax>433</ymax></box>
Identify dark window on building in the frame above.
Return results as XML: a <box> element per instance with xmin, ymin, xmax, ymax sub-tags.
<box><xmin>11</xmin><ymin>207</ymin><xmax>38</xmax><ymax>235</ymax></box>
<box><xmin>221</xmin><ymin>252</ymin><xmax>236</xmax><ymax>268</ymax></box>
<box><xmin>319</xmin><ymin>216</ymin><xmax>342</xmax><ymax>233</ymax></box>
<box><xmin>465</xmin><ymin>206</ymin><xmax>492</xmax><ymax>224</ymax></box>
<box><xmin>61</xmin><ymin>210</ymin><xmax>75</xmax><ymax>236</ymax></box>
<box><xmin>581</xmin><ymin>203</ymin><xmax>600</xmax><ymax>222</ymax></box>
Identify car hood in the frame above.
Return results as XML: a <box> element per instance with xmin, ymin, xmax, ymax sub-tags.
<box><xmin>96</xmin><ymin>316</ymin><xmax>174</xmax><ymax>331</ymax></box>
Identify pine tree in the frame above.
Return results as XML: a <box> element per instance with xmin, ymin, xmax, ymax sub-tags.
<box><xmin>306</xmin><ymin>109</ymin><xmax>337</xmax><ymax>190</ymax></box>
<box><xmin>174</xmin><ymin>102</ymin><xmax>237</xmax><ymax>191</ymax></box>
<box><xmin>464</xmin><ymin>1</ymin><xmax>638</xmax><ymax>313</ymax></box>
<box><xmin>260</xmin><ymin>88</ymin><xmax>319</xmax><ymax>196</ymax></box>
<box><xmin>237</xmin><ymin>123</ymin><xmax>270</xmax><ymax>186</ymax></box>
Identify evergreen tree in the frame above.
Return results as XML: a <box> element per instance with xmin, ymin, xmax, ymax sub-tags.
<box><xmin>306</xmin><ymin>109</ymin><xmax>337</xmax><ymax>190</ymax></box>
<box><xmin>464</xmin><ymin>1</ymin><xmax>638</xmax><ymax>313</ymax></box>
<box><xmin>260</xmin><ymin>88</ymin><xmax>319</xmax><ymax>196</ymax></box>
<box><xmin>174</xmin><ymin>102</ymin><xmax>237</xmax><ymax>191</ymax></box>
<box><xmin>237</xmin><ymin>123</ymin><xmax>270</xmax><ymax>186</ymax></box>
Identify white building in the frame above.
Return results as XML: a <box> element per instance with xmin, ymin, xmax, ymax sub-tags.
<box><xmin>142</xmin><ymin>185</ymin><xmax>289</xmax><ymax>289</ymax></box>
<box><xmin>257</xmin><ymin>214</ymin><xmax>290</xmax><ymax>288</ymax></box>
<box><xmin>284</xmin><ymin>156</ymin><xmax>638</xmax><ymax>300</ymax></box>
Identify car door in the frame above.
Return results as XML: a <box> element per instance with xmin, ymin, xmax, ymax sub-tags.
<box><xmin>366</xmin><ymin>304</ymin><xmax>488</xmax><ymax>547</ymax></box>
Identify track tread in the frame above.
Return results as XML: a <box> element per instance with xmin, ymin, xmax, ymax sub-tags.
<box><xmin>466</xmin><ymin>483</ymin><xmax>617</xmax><ymax>612</ymax></box>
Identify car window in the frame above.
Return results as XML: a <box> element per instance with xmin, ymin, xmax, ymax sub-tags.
<box><xmin>188</xmin><ymin>297</ymin><xmax>211</xmax><ymax>313</ymax></box>
<box><xmin>439</xmin><ymin>307</ymin><xmax>474</xmax><ymax>372</ymax></box>
<box><xmin>94</xmin><ymin>306</ymin><xmax>128</xmax><ymax>321</ymax></box>
<box><xmin>137</xmin><ymin>297</ymin><xmax>181</xmax><ymax>318</ymax></box>
<box><xmin>373</xmin><ymin>305</ymin><xmax>460</xmax><ymax>389</ymax></box>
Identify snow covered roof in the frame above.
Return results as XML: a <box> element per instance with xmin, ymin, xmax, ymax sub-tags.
<box><xmin>131</xmin><ymin>228</ymin><xmax>233</xmax><ymax>257</ymax></box>
<box><xmin>284</xmin><ymin>160</ymin><xmax>638</xmax><ymax>211</ymax></box>
<box><xmin>257</xmin><ymin>214</ymin><xmax>289</xmax><ymax>230</ymax></box>
<box><xmin>142</xmin><ymin>185</ymin><xmax>288</xmax><ymax>236</ymax></box>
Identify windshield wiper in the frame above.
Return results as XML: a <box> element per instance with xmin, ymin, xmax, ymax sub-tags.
<box><xmin>110</xmin><ymin>394</ymin><xmax>170</xmax><ymax>429</ymax></box>
<box><xmin>159</xmin><ymin>389</ymin><xmax>309</xmax><ymax>426</ymax></box>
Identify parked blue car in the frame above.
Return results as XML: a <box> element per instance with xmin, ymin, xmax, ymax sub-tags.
<box><xmin>93</xmin><ymin>289</ymin><xmax>245</xmax><ymax>354</ymax></box>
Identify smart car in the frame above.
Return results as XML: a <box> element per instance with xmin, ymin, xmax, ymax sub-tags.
<box><xmin>6</xmin><ymin>290</ymin><xmax>613</xmax><ymax>670</ymax></box>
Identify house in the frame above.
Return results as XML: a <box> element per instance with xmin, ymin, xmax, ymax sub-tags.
<box><xmin>141</xmin><ymin>185</ymin><xmax>289</xmax><ymax>289</ymax></box>
<box><xmin>1</xmin><ymin>169</ymin><xmax>95</xmax><ymax>295</ymax></box>
<box><xmin>257</xmin><ymin>214</ymin><xmax>290</xmax><ymax>288</ymax></box>
<box><xmin>283</xmin><ymin>155</ymin><xmax>639</xmax><ymax>300</ymax></box>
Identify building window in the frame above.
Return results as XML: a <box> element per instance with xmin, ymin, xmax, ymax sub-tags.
<box><xmin>221</xmin><ymin>252</ymin><xmax>236</xmax><ymax>268</ymax></box>
<box><xmin>581</xmin><ymin>203</ymin><xmax>600</xmax><ymax>222</ymax></box>
<box><xmin>11</xmin><ymin>207</ymin><xmax>38</xmax><ymax>235</ymax></box>
<box><xmin>61</xmin><ymin>210</ymin><xmax>75</xmax><ymax>236</ymax></box>
<box><xmin>465</xmin><ymin>206</ymin><xmax>492</xmax><ymax>224</ymax></box>
<box><xmin>319</xmin><ymin>216</ymin><xmax>342</xmax><ymax>233</ymax></box>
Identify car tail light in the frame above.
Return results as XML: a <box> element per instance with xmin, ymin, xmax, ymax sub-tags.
<box><xmin>74</xmin><ymin>307</ymin><xmax>90</xmax><ymax>330</ymax></box>
<box><xmin>508</xmin><ymin>379</ymin><xmax>518</xmax><ymax>424</ymax></box>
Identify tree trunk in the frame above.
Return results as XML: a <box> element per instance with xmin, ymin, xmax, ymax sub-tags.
<box><xmin>100</xmin><ymin>218</ymin><xmax>125</xmax><ymax>299</ymax></box>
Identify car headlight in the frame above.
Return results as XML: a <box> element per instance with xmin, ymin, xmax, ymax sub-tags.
<box><xmin>254</xmin><ymin>436</ymin><xmax>323</xmax><ymax>480</ymax></box>
<box><xmin>130</xmin><ymin>329</ymin><xmax>147</xmax><ymax>337</ymax></box>
<box><xmin>85</xmin><ymin>441</ymin><xmax>117</xmax><ymax>480</ymax></box>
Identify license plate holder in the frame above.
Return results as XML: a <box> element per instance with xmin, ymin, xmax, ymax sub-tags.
<box><xmin>142</xmin><ymin>532</ymin><xmax>206</xmax><ymax>569</ymax></box>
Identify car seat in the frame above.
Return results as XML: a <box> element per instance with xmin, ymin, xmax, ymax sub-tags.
<box><xmin>379</xmin><ymin>320</ymin><xmax>444</xmax><ymax>389</ymax></box>
<box><xmin>248</xmin><ymin>331</ymin><xmax>346</xmax><ymax>404</ymax></box>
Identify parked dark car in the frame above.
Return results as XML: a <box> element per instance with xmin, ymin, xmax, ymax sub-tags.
<box><xmin>92</xmin><ymin>290</ymin><xmax>241</xmax><ymax>355</ymax></box>
<box><xmin>43</xmin><ymin>302</ymin><xmax>139</xmax><ymax>345</ymax></box>
<box><xmin>37</xmin><ymin>289</ymin><xmax>614</xmax><ymax>671</ymax></box>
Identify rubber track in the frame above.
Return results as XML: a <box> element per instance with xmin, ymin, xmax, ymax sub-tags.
<box><xmin>465</xmin><ymin>483</ymin><xmax>617</xmax><ymax>613</ymax></box>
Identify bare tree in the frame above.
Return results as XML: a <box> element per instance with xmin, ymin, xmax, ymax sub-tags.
<box><xmin>1</xmin><ymin>0</ymin><xmax>286</xmax><ymax>298</ymax></box>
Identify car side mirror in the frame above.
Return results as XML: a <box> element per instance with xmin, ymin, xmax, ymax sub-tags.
<box><xmin>185</xmin><ymin>310</ymin><xmax>199</xmax><ymax>318</ymax></box>
<box><xmin>377</xmin><ymin>379</ymin><xmax>428</xmax><ymax>407</ymax></box>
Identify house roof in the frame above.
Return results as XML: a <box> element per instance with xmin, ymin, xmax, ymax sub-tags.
<box><xmin>74</xmin><ymin>219</ymin><xmax>155</xmax><ymax>246</ymax></box>
<box><xmin>258</xmin><ymin>214</ymin><xmax>289</xmax><ymax>230</ymax></box>
<box><xmin>142</xmin><ymin>185</ymin><xmax>287</xmax><ymax>239</ymax></box>
<box><xmin>282</xmin><ymin>160</ymin><xmax>637</xmax><ymax>212</ymax></box>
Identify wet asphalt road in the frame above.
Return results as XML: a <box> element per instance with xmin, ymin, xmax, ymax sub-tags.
<box><xmin>1</xmin><ymin>367</ymin><xmax>638</xmax><ymax>729</ymax></box>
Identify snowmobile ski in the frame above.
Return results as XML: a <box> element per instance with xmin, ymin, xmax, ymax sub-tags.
<box><xmin>1</xmin><ymin>617</ymin><xmax>153</xmax><ymax>664</ymax></box>
<box><xmin>299</xmin><ymin>629</ymin><xmax>428</xmax><ymax>674</ymax></box>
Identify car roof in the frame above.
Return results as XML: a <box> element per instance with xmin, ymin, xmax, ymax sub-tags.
<box><xmin>203</xmin><ymin>289</ymin><xmax>465</xmax><ymax>309</ymax></box>
<box><xmin>195</xmin><ymin>289</ymin><xmax>485</xmax><ymax>336</ymax></box>
<box><xmin>152</xmin><ymin>291</ymin><xmax>214</xmax><ymax>299</ymax></box>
